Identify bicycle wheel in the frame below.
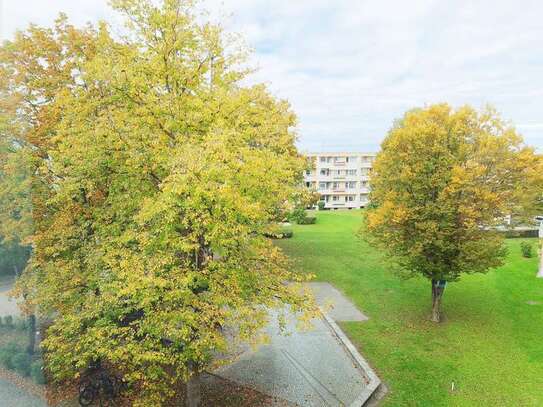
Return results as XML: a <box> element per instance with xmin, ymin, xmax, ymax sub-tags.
<box><xmin>78</xmin><ymin>386</ymin><xmax>96</xmax><ymax>406</ymax></box>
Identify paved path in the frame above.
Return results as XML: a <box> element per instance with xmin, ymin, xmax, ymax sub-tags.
<box><xmin>0</xmin><ymin>378</ymin><xmax>46</xmax><ymax>407</ymax></box>
<box><xmin>215</xmin><ymin>283</ymin><xmax>376</xmax><ymax>407</ymax></box>
<box><xmin>305</xmin><ymin>282</ymin><xmax>368</xmax><ymax>322</ymax></box>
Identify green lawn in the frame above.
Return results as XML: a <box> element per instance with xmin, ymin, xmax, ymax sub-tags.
<box><xmin>276</xmin><ymin>210</ymin><xmax>543</xmax><ymax>406</ymax></box>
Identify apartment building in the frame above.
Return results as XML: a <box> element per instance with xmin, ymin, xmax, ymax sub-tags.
<box><xmin>304</xmin><ymin>152</ymin><xmax>376</xmax><ymax>209</ymax></box>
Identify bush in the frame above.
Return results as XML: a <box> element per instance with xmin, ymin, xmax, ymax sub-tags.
<box><xmin>11</xmin><ymin>352</ymin><xmax>31</xmax><ymax>377</ymax></box>
<box><xmin>264</xmin><ymin>227</ymin><xmax>293</xmax><ymax>239</ymax></box>
<box><xmin>270</xmin><ymin>230</ymin><xmax>293</xmax><ymax>239</ymax></box>
<box><xmin>287</xmin><ymin>207</ymin><xmax>307</xmax><ymax>224</ymax></box>
<box><xmin>3</xmin><ymin>315</ymin><xmax>14</xmax><ymax>327</ymax></box>
<box><xmin>0</xmin><ymin>349</ymin><xmax>13</xmax><ymax>369</ymax></box>
<box><xmin>317</xmin><ymin>201</ymin><xmax>325</xmax><ymax>210</ymax></box>
<box><xmin>0</xmin><ymin>342</ymin><xmax>24</xmax><ymax>370</ymax></box>
<box><xmin>280</xmin><ymin>230</ymin><xmax>293</xmax><ymax>238</ymax></box>
<box><xmin>521</xmin><ymin>241</ymin><xmax>534</xmax><ymax>258</ymax></box>
<box><xmin>298</xmin><ymin>216</ymin><xmax>316</xmax><ymax>225</ymax></box>
<box><xmin>30</xmin><ymin>360</ymin><xmax>46</xmax><ymax>384</ymax></box>
<box><xmin>499</xmin><ymin>229</ymin><xmax>539</xmax><ymax>238</ymax></box>
<box><xmin>15</xmin><ymin>317</ymin><xmax>28</xmax><ymax>332</ymax></box>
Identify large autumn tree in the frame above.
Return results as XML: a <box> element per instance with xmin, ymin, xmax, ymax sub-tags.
<box><xmin>1</xmin><ymin>0</ymin><xmax>314</xmax><ymax>404</ymax></box>
<box><xmin>365</xmin><ymin>104</ymin><xmax>543</xmax><ymax>323</ymax></box>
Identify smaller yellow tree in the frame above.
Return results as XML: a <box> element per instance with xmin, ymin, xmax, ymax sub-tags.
<box><xmin>365</xmin><ymin>104</ymin><xmax>543</xmax><ymax>322</ymax></box>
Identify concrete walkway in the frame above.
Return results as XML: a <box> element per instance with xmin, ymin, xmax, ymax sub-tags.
<box><xmin>305</xmin><ymin>283</ymin><xmax>368</xmax><ymax>322</ymax></box>
<box><xmin>0</xmin><ymin>378</ymin><xmax>46</xmax><ymax>407</ymax></box>
<box><xmin>215</xmin><ymin>283</ymin><xmax>379</xmax><ymax>407</ymax></box>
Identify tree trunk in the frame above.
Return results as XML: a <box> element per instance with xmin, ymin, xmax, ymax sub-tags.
<box><xmin>431</xmin><ymin>279</ymin><xmax>445</xmax><ymax>323</ymax></box>
<box><xmin>185</xmin><ymin>361</ymin><xmax>201</xmax><ymax>407</ymax></box>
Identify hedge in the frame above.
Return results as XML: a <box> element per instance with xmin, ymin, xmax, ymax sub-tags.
<box><xmin>298</xmin><ymin>216</ymin><xmax>316</xmax><ymax>225</ymax></box>
<box><xmin>30</xmin><ymin>360</ymin><xmax>46</xmax><ymax>384</ymax></box>
<box><xmin>497</xmin><ymin>229</ymin><xmax>539</xmax><ymax>238</ymax></box>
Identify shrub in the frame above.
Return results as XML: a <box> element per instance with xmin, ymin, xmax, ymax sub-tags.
<box><xmin>317</xmin><ymin>201</ymin><xmax>325</xmax><ymax>210</ymax></box>
<box><xmin>30</xmin><ymin>360</ymin><xmax>46</xmax><ymax>384</ymax></box>
<box><xmin>280</xmin><ymin>230</ymin><xmax>294</xmax><ymax>238</ymax></box>
<box><xmin>287</xmin><ymin>207</ymin><xmax>307</xmax><ymax>224</ymax></box>
<box><xmin>298</xmin><ymin>216</ymin><xmax>316</xmax><ymax>225</ymax></box>
<box><xmin>3</xmin><ymin>315</ymin><xmax>14</xmax><ymax>327</ymax></box>
<box><xmin>520</xmin><ymin>241</ymin><xmax>534</xmax><ymax>258</ymax></box>
<box><xmin>0</xmin><ymin>349</ymin><xmax>13</xmax><ymax>369</ymax></box>
<box><xmin>11</xmin><ymin>352</ymin><xmax>31</xmax><ymax>377</ymax></box>
<box><xmin>15</xmin><ymin>317</ymin><xmax>28</xmax><ymax>332</ymax></box>
<box><xmin>499</xmin><ymin>229</ymin><xmax>539</xmax><ymax>238</ymax></box>
<box><xmin>264</xmin><ymin>227</ymin><xmax>293</xmax><ymax>239</ymax></box>
<box><xmin>0</xmin><ymin>342</ymin><xmax>23</xmax><ymax>370</ymax></box>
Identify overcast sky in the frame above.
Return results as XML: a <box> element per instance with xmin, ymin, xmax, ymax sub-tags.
<box><xmin>1</xmin><ymin>0</ymin><xmax>542</xmax><ymax>152</ymax></box>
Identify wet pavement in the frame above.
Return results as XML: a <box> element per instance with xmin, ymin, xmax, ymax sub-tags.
<box><xmin>215</xmin><ymin>283</ymin><xmax>378</xmax><ymax>407</ymax></box>
<box><xmin>0</xmin><ymin>378</ymin><xmax>46</xmax><ymax>407</ymax></box>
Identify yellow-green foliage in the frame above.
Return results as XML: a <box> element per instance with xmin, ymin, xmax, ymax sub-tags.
<box><xmin>1</xmin><ymin>1</ymin><xmax>314</xmax><ymax>404</ymax></box>
<box><xmin>365</xmin><ymin>104</ymin><xmax>543</xmax><ymax>283</ymax></box>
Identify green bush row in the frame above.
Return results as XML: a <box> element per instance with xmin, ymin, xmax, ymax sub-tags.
<box><xmin>0</xmin><ymin>342</ymin><xmax>45</xmax><ymax>384</ymax></box>
<box><xmin>498</xmin><ymin>229</ymin><xmax>539</xmax><ymax>238</ymax></box>
<box><xmin>0</xmin><ymin>315</ymin><xmax>29</xmax><ymax>331</ymax></box>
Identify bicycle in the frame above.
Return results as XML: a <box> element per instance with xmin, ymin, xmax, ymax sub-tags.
<box><xmin>78</xmin><ymin>366</ymin><xmax>127</xmax><ymax>406</ymax></box>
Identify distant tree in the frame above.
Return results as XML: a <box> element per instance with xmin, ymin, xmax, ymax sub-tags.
<box><xmin>0</xmin><ymin>241</ymin><xmax>31</xmax><ymax>276</ymax></box>
<box><xmin>1</xmin><ymin>1</ymin><xmax>314</xmax><ymax>405</ymax></box>
<box><xmin>364</xmin><ymin>104</ymin><xmax>543</xmax><ymax>322</ymax></box>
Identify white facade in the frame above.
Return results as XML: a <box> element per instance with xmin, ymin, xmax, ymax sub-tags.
<box><xmin>304</xmin><ymin>152</ymin><xmax>376</xmax><ymax>209</ymax></box>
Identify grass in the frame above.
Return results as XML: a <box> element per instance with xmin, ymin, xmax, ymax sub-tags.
<box><xmin>276</xmin><ymin>210</ymin><xmax>543</xmax><ymax>406</ymax></box>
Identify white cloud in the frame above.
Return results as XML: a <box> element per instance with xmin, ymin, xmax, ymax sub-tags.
<box><xmin>2</xmin><ymin>0</ymin><xmax>542</xmax><ymax>151</ymax></box>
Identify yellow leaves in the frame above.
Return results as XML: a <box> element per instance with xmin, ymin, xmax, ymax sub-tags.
<box><xmin>366</xmin><ymin>103</ymin><xmax>539</xmax><ymax>281</ymax></box>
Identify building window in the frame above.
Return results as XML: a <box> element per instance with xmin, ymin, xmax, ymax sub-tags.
<box><xmin>346</xmin><ymin>169</ymin><xmax>357</xmax><ymax>176</ymax></box>
<box><xmin>347</xmin><ymin>195</ymin><xmax>355</xmax><ymax>202</ymax></box>
<box><xmin>332</xmin><ymin>195</ymin><xmax>339</xmax><ymax>201</ymax></box>
<box><xmin>320</xmin><ymin>157</ymin><xmax>326</xmax><ymax>163</ymax></box>
<box><xmin>319</xmin><ymin>182</ymin><xmax>327</xmax><ymax>189</ymax></box>
<box><xmin>346</xmin><ymin>181</ymin><xmax>357</xmax><ymax>189</ymax></box>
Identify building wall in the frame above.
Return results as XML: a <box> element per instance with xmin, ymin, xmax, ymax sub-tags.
<box><xmin>304</xmin><ymin>152</ymin><xmax>376</xmax><ymax>209</ymax></box>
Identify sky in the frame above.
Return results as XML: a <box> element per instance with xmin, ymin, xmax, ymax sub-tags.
<box><xmin>1</xmin><ymin>0</ymin><xmax>542</xmax><ymax>153</ymax></box>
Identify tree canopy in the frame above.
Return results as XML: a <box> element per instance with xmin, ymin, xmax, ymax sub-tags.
<box><xmin>1</xmin><ymin>0</ymin><xmax>314</xmax><ymax>404</ymax></box>
<box><xmin>365</xmin><ymin>104</ymin><xmax>543</xmax><ymax>322</ymax></box>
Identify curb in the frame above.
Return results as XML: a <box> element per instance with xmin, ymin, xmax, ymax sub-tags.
<box><xmin>320</xmin><ymin>309</ymin><xmax>384</xmax><ymax>407</ymax></box>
